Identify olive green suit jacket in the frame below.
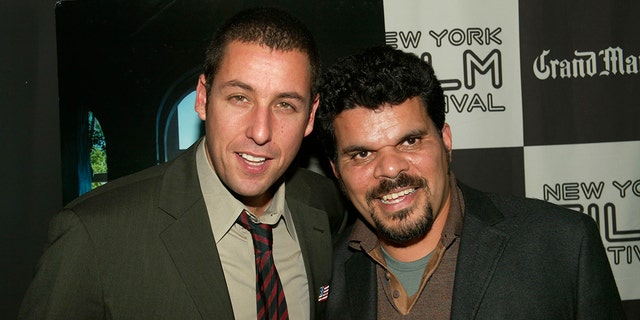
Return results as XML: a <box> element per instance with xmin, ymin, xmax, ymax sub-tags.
<box><xmin>19</xmin><ymin>142</ymin><xmax>346</xmax><ymax>320</ymax></box>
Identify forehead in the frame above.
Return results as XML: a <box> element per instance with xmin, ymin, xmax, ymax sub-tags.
<box><xmin>212</xmin><ymin>41</ymin><xmax>313</xmax><ymax>100</ymax></box>
<box><xmin>218</xmin><ymin>41</ymin><xmax>312</xmax><ymax>75</ymax></box>
<box><xmin>333</xmin><ymin>98</ymin><xmax>434</xmax><ymax>146</ymax></box>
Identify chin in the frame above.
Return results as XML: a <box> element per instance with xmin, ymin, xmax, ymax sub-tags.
<box><xmin>374</xmin><ymin>211</ymin><xmax>434</xmax><ymax>244</ymax></box>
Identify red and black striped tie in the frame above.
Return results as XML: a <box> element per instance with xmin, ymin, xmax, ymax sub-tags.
<box><xmin>237</xmin><ymin>210</ymin><xmax>289</xmax><ymax>320</ymax></box>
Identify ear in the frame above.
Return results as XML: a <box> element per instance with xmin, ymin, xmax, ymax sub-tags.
<box><xmin>195</xmin><ymin>74</ymin><xmax>208</xmax><ymax>121</ymax></box>
<box><xmin>303</xmin><ymin>94</ymin><xmax>320</xmax><ymax>137</ymax></box>
<box><xmin>441</xmin><ymin>123</ymin><xmax>453</xmax><ymax>162</ymax></box>
<box><xmin>329</xmin><ymin>159</ymin><xmax>339</xmax><ymax>180</ymax></box>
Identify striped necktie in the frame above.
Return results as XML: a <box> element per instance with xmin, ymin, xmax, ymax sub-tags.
<box><xmin>236</xmin><ymin>210</ymin><xmax>289</xmax><ymax>320</ymax></box>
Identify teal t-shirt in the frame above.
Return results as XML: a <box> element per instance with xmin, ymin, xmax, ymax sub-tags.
<box><xmin>381</xmin><ymin>246</ymin><xmax>433</xmax><ymax>297</ymax></box>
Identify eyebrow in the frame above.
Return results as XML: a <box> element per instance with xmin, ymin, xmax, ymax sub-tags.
<box><xmin>220</xmin><ymin>80</ymin><xmax>253</xmax><ymax>92</ymax></box>
<box><xmin>339</xmin><ymin>144</ymin><xmax>368</xmax><ymax>156</ymax></box>
<box><xmin>277</xmin><ymin>92</ymin><xmax>306</xmax><ymax>102</ymax></box>
<box><xmin>220</xmin><ymin>80</ymin><xmax>306</xmax><ymax>102</ymax></box>
<box><xmin>338</xmin><ymin>128</ymin><xmax>429</xmax><ymax>155</ymax></box>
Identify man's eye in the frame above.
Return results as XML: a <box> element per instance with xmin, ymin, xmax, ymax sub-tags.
<box><xmin>405</xmin><ymin>137</ymin><xmax>418</xmax><ymax>145</ymax></box>
<box><xmin>353</xmin><ymin>151</ymin><xmax>370</xmax><ymax>159</ymax></box>
<box><xmin>277</xmin><ymin>101</ymin><xmax>297</xmax><ymax>111</ymax></box>
<box><xmin>231</xmin><ymin>95</ymin><xmax>248</xmax><ymax>103</ymax></box>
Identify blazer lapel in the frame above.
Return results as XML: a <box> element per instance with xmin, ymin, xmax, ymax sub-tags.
<box><xmin>288</xmin><ymin>198</ymin><xmax>332</xmax><ymax>319</ymax></box>
<box><xmin>451</xmin><ymin>185</ymin><xmax>509</xmax><ymax>320</ymax></box>
<box><xmin>158</xmin><ymin>145</ymin><xmax>234</xmax><ymax>319</ymax></box>
<box><xmin>345</xmin><ymin>252</ymin><xmax>377</xmax><ymax>319</ymax></box>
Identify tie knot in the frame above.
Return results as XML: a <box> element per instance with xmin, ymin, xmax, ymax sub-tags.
<box><xmin>237</xmin><ymin>210</ymin><xmax>273</xmax><ymax>252</ymax></box>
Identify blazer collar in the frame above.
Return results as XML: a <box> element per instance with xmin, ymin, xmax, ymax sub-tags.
<box><xmin>287</xmin><ymin>196</ymin><xmax>332</xmax><ymax>320</ymax></box>
<box><xmin>451</xmin><ymin>183</ymin><xmax>510</xmax><ymax>320</ymax></box>
<box><xmin>345</xmin><ymin>251</ymin><xmax>378</xmax><ymax>319</ymax></box>
<box><xmin>158</xmin><ymin>143</ymin><xmax>235</xmax><ymax>319</ymax></box>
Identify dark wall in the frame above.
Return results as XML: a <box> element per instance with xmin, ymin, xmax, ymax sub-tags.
<box><xmin>55</xmin><ymin>0</ymin><xmax>386</xmax><ymax>204</ymax></box>
<box><xmin>0</xmin><ymin>0</ymin><xmax>61</xmax><ymax>318</ymax></box>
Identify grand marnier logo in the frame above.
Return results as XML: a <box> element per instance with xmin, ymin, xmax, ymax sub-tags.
<box><xmin>533</xmin><ymin>47</ymin><xmax>640</xmax><ymax>80</ymax></box>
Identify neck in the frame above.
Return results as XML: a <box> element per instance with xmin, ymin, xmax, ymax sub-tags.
<box><xmin>239</xmin><ymin>191</ymin><xmax>274</xmax><ymax>217</ymax></box>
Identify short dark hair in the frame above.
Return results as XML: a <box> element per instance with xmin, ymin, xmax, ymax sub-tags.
<box><xmin>203</xmin><ymin>7</ymin><xmax>320</xmax><ymax>99</ymax></box>
<box><xmin>315</xmin><ymin>45</ymin><xmax>445</xmax><ymax>161</ymax></box>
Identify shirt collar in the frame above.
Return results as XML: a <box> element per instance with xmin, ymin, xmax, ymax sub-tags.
<box><xmin>195</xmin><ymin>138</ymin><xmax>295</xmax><ymax>243</ymax></box>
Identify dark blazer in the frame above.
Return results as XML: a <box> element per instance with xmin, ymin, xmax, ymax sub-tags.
<box><xmin>328</xmin><ymin>183</ymin><xmax>625</xmax><ymax>319</ymax></box>
<box><xmin>19</xmin><ymin>142</ymin><xmax>346</xmax><ymax>320</ymax></box>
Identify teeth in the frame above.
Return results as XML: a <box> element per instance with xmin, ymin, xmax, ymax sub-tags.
<box><xmin>239</xmin><ymin>153</ymin><xmax>266</xmax><ymax>164</ymax></box>
<box><xmin>381</xmin><ymin>188</ymin><xmax>416</xmax><ymax>204</ymax></box>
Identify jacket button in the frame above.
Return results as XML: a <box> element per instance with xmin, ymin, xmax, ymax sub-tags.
<box><xmin>392</xmin><ymin>290</ymin><xmax>400</xmax><ymax>299</ymax></box>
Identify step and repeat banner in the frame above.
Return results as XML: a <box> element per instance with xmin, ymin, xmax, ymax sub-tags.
<box><xmin>383</xmin><ymin>0</ymin><xmax>639</xmax><ymax>303</ymax></box>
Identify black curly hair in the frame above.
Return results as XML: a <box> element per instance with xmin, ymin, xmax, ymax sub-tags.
<box><xmin>315</xmin><ymin>45</ymin><xmax>445</xmax><ymax>161</ymax></box>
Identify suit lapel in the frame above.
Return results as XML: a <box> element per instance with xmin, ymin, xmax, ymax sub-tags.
<box><xmin>451</xmin><ymin>185</ymin><xmax>509</xmax><ymax>320</ymax></box>
<box><xmin>158</xmin><ymin>145</ymin><xmax>234</xmax><ymax>319</ymax></box>
<box><xmin>288</xmin><ymin>198</ymin><xmax>332</xmax><ymax>319</ymax></box>
<box><xmin>345</xmin><ymin>252</ymin><xmax>377</xmax><ymax>319</ymax></box>
<box><xmin>160</xmin><ymin>202</ymin><xmax>234</xmax><ymax>319</ymax></box>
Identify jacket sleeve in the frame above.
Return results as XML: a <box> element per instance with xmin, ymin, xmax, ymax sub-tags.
<box><xmin>576</xmin><ymin>215</ymin><xmax>626</xmax><ymax>319</ymax></box>
<box><xmin>18</xmin><ymin>209</ymin><xmax>105</xmax><ymax>320</ymax></box>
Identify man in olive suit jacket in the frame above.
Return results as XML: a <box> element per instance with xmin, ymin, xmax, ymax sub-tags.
<box><xmin>20</xmin><ymin>7</ymin><xmax>345</xmax><ymax>320</ymax></box>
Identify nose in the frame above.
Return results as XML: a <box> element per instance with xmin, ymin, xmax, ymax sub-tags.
<box><xmin>373</xmin><ymin>148</ymin><xmax>409</xmax><ymax>180</ymax></box>
<box><xmin>246</xmin><ymin>106</ymin><xmax>272</xmax><ymax>145</ymax></box>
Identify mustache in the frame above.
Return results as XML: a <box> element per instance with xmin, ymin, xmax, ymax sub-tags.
<box><xmin>366</xmin><ymin>172</ymin><xmax>427</xmax><ymax>202</ymax></box>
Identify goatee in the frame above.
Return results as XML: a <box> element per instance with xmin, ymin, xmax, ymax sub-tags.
<box><xmin>366</xmin><ymin>173</ymin><xmax>434</xmax><ymax>244</ymax></box>
<box><xmin>373</xmin><ymin>205</ymin><xmax>434</xmax><ymax>244</ymax></box>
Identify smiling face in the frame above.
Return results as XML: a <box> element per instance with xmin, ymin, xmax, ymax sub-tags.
<box><xmin>331</xmin><ymin>97</ymin><xmax>452</xmax><ymax>244</ymax></box>
<box><xmin>195</xmin><ymin>41</ymin><xmax>318</xmax><ymax>214</ymax></box>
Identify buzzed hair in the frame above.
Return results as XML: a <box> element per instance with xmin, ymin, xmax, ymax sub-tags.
<box><xmin>203</xmin><ymin>7</ymin><xmax>320</xmax><ymax>99</ymax></box>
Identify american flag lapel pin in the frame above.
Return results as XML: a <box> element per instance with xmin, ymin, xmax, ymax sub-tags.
<box><xmin>317</xmin><ymin>285</ymin><xmax>329</xmax><ymax>302</ymax></box>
